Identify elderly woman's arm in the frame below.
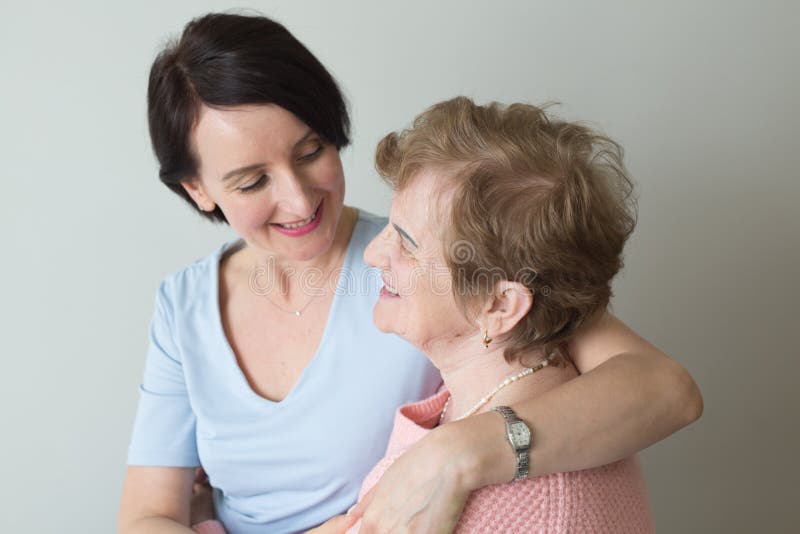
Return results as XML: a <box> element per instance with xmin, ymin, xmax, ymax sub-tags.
<box><xmin>354</xmin><ymin>312</ymin><xmax>703</xmax><ymax>533</ymax></box>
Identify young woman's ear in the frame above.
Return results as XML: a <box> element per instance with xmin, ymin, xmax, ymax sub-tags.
<box><xmin>483</xmin><ymin>281</ymin><xmax>533</xmax><ymax>338</ymax></box>
<box><xmin>181</xmin><ymin>179</ymin><xmax>216</xmax><ymax>212</ymax></box>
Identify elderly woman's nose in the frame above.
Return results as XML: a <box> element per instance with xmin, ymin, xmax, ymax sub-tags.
<box><xmin>363</xmin><ymin>235</ymin><xmax>381</xmax><ymax>268</ymax></box>
<box><xmin>363</xmin><ymin>226</ymin><xmax>391</xmax><ymax>268</ymax></box>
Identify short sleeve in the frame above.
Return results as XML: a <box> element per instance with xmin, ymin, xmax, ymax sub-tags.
<box><xmin>127</xmin><ymin>279</ymin><xmax>200</xmax><ymax>467</ymax></box>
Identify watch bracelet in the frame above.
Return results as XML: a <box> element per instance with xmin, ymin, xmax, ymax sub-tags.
<box><xmin>493</xmin><ymin>406</ymin><xmax>531</xmax><ymax>482</ymax></box>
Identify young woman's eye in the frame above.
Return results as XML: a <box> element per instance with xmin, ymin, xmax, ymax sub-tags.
<box><xmin>298</xmin><ymin>144</ymin><xmax>323</xmax><ymax>162</ymax></box>
<box><xmin>239</xmin><ymin>174</ymin><xmax>269</xmax><ymax>194</ymax></box>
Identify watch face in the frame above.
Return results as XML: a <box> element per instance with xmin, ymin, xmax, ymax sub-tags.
<box><xmin>509</xmin><ymin>421</ymin><xmax>531</xmax><ymax>448</ymax></box>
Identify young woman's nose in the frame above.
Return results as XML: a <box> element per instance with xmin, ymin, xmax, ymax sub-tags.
<box><xmin>273</xmin><ymin>171</ymin><xmax>315</xmax><ymax>216</ymax></box>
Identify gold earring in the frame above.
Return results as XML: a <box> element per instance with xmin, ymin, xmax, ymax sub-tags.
<box><xmin>482</xmin><ymin>330</ymin><xmax>492</xmax><ymax>348</ymax></box>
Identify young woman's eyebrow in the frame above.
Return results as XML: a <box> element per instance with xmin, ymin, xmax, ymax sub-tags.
<box><xmin>221</xmin><ymin>129</ymin><xmax>315</xmax><ymax>182</ymax></box>
<box><xmin>292</xmin><ymin>129</ymin><xmax>315</xmax><ymax>149</ymax></box>
<box><xmin>392</xmin><ymin>222</ymin><xmax>418</xmax><ymax>249</ymax></box>
<box><xmin>222</xmin><ymin>163</ymin><xmax>264</xmax><ymax>182</ymax></box>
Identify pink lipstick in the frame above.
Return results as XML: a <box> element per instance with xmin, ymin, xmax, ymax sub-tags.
<box><xmin>272</xmin><ymin>201</ymin><xmax>323</xmax><ymax>237</ymax></box>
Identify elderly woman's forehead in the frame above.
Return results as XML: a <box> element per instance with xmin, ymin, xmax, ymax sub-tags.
<box><xmin>393</xmin><ymin>181</ymin><xmax>442</xmax><ymax>225</ymax></box>
<box><xmin>399</xmin><ymin>171</ymin><xmax>454</xmax><ymax>207</ymax></box>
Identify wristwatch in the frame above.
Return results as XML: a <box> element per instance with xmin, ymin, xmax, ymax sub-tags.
<box><xmin>493</xmin><ymin>406</ymin><xmax>531</xmax><ymax>482</ymax></box>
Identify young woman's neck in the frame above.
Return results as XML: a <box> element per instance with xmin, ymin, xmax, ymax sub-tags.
<box><xmin>241</xmin><ymin>206</ymin><xmax>357</xmax><ymax>298</ymax></box>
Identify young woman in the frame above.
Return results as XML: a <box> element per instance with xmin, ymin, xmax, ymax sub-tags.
<box><xmin>119</xmin><ymin>14</ymin><xmax>702</xmax><ymax>534</ymax></box>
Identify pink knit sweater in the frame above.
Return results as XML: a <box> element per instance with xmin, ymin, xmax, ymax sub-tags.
<box><xmin>194</xmin><ymin>389</ymin><xmax>654</xmax><ymax>533</ymax></box>
<box><xmin>347</xmin><ymin>389</ymin><xmax>654</xmax><ymax>533</ymax></box>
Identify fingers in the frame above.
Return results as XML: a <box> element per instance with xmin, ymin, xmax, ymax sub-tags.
<box><xmin>194</xmin><ymin>466</ymin><xmax>208</xmax><ymax>484</ymax></box>
<box><xmin>357</xmin><ymin>489</ymin><xmax>412</xmax><ymax>534</ymax></box>
<box><xmin>305</xmin><ymin>513</ymin><xmax>358</xmax><ymax>534</ymax></box>
<box><xmin>350</xmin><ymin>486</ymin><xmax>376</xmax><ymax>519</ymax></box>
<box><xmin>330</xmin><ymin>513</ymin><xmax>358</xmax><ymax>532</ymax></box>
<box><xmin>192</xmin><ymin>481</ymin><xmax>211</xmax><ymax>496</ymax></box>
<box><xmin>356</xmin><ymin>478</ymin><xmax>466</xmax><ymax>534</ymax></box>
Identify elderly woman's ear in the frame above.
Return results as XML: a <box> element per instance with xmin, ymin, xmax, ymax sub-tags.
<box><xmin>482</xmin><ymin>281</ymin><xmax>533</xmax><ymax>337</ymax></box>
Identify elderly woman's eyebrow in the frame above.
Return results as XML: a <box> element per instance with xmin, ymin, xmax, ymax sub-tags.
<box><xmin>392</xmin><ymin>222</ymin><xmax>418</xmax><ymax>249</ymax></box>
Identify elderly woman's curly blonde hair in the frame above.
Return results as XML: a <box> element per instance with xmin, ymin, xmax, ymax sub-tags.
<box><xmin>376</xmin><ymin>96</ymin><xmax>637</xmax><ymax>363</ymax></box>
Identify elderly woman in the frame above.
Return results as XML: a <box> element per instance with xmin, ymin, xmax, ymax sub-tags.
<box><xmin>120</xmin><ymin>12</ymin><xmax>701</xmax><ymax>534</ymax></box>
<box><xmin>353</xmin><ymin>96</ymin><xmax>656</xmax><ymax>531</ymax></box>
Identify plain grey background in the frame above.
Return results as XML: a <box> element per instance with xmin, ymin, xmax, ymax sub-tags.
<box><xmin>1</xmin><ymin>1</ymin><xmax>797</xmax><ymax>532</ymax></box>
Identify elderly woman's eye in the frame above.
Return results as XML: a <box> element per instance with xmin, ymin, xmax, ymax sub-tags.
<box><xmin>239</xmin><ymin>175</ymin><xmax>269</xmax><ymax>194</ymax></box>
<box><xmin>399</xmin><ymin>240</ymin><xmax>416</xmax><ymax>259</ymax></box>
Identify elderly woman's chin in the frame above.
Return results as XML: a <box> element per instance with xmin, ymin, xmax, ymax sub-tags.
<box><xmin>372</xmin><ymin>303</ymin><xmax>427</xmax><ymax>349</ymax></box>
<box><xmin>372</xmin><ymin>305</ymin><xmax>400</xmax><ymax>336</ymax></box>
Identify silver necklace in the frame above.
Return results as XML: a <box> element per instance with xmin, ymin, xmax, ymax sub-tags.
<box><xmin>251</xmin><ymin>209</ymin><xmax>354</xmax><ymax>318</ymax></box>
<box><xmin>250</xmin><ymin>267</ymin><xmax>331</xmax><ymax>318</ymax></box>
<box><xmin>258</xmin><ymin>259</ymin><xmax>342</xmax><ymax>317</ymax></box>
<box><xmin>439</xmin><ymin>354</ymin><xmax>553</xmax><ymax>424</ymax></box>
<box><xmin>262</xmin><ymin>293</ymin><xmax>319</xmax><ymax>317</ymax></box>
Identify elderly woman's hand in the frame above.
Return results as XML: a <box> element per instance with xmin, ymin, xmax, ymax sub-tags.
<box><xmin>352</xmin><ymin>414</ymin><xmax>513</xmax><ymax>534</ymax></box>
<box><xmin>305</xmin><ymin>514</ymin><xmax>358</xmax><ymax>534</ymax></box>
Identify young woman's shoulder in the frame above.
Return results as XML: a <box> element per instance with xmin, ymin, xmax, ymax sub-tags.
<box><xmin>156</xmin><ymin>239</ymin><xmax>239</xmax><ymax>312</ymax></box>
<box><xmin>347</xmin><ymin>208</ymin><xmax>387</xmax><ymax>255</ymax></box>
<box><xmin>356</xmin><ymin>207</ymin><xmax>387</xmax><ymax>224</ymax></box>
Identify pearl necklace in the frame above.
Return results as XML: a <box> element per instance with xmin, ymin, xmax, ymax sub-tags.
<box><xmin>439</xmin><ymin>355</ymin><xmax>553</xmax><ymax>424</ymax></box>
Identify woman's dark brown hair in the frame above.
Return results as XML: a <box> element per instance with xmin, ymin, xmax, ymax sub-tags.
<box><xmin>148</xmin><ymin>13</ymin><xmax>350</xmax><ymax>223</ymax></box>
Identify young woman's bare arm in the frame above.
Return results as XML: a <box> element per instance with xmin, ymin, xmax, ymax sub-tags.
<box><xmin>118</xmin><ymin>466</ymin><xmax>196</xmax><ymax>534</ymax></box>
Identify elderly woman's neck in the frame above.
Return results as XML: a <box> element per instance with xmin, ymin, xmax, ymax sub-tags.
<box><xmin>432</xmin><ymin>344</ymin><xmax>570</xmax><ymax>424</ymax></box>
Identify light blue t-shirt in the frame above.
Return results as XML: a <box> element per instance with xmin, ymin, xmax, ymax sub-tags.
<box><xmin>128</xmin><ymin>210</ymin><xmax>441</xmax><ymax>534</ymax></box>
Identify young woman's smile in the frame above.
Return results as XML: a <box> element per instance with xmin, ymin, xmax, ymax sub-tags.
<box><xmin>271</xmin><ymin>199</ymin><xmax>324</xmax><ymax>236</ymax></box>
